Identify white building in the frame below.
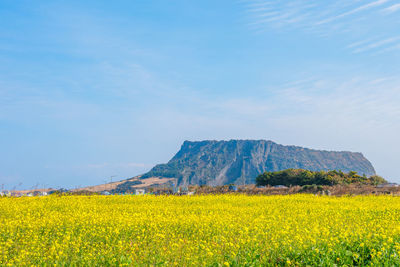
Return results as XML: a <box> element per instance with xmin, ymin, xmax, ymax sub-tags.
<box><xmin>135</xmin><ymin>189</ymin><xmax>146</xmax><ymax>195</ymax></box>
<box><xmin>1</xmin><ymin>191</ymin><xmax>11</xmax><ymax>197</ymax></box>
<box><xmin>377</xmin><ymin>183</ymin><xmax>399</xmax><ymax>188</ymax></box>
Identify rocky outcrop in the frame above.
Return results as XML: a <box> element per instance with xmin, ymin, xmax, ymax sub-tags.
<box><xmin>141</xmin><ymin>140</ymin><xmax>376</xmax><ymax>186</ymax></box>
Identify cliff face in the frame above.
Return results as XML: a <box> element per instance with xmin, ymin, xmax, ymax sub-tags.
<box><xmin>142</xmin><ymin>140</ymin><xmax>376</xmax><ymax>186</ymax></box>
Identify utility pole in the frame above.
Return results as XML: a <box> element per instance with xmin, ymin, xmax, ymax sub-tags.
<box><xmin>103</xmin><ymin>180</ymin><xmax>108</xmax><ymax>192</ymax></box>
<box><xmin>109</xmin><ymin>175</ymin><xmax>116</xmax><ymax>191</ymax></box>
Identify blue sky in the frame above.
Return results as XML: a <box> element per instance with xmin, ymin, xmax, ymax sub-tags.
<box><xmin>1</xmin><ymin>0</ymin><xmax>400</xmax><ymax>189</ymax></box>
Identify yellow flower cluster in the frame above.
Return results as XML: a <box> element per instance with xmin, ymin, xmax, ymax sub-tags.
<box><xmin>1</xmin><ymin>194</ymin><xmax>400</xmax><ymax>266</ymax></box>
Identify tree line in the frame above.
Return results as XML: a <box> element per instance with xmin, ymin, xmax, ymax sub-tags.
<box><xmin>255</xmin><ymin>169</ymin><xmax>387</xmax><ymax>187</ymax></box>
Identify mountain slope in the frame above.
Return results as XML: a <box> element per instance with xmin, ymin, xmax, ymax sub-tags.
<box><xmin>141</xmin><ymin>140</ymin><xmax>376</xmax><ymax>186</ymax></box>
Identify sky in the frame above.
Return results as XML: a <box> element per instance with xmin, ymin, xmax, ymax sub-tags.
<box><xmin>1</xmin><ymin>0</ymin><xmax>400</xmax><ymax>189</ymax></box>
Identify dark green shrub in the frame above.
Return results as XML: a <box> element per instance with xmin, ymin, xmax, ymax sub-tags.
<box><xmin>256</xmin><ymin>169</ymin><xmax>387</xmax><ymax>187</ymax></box>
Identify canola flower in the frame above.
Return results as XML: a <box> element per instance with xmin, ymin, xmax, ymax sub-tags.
<box><xmin>1</xmin><ymin>194</ymin><xmax>400</xmax><ymax>266</ymax></box>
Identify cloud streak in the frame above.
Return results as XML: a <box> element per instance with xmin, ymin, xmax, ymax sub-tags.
<box><xmin>382</xmin><ymin>3</ymin><xmax>400</xmax><ymax>13</ymax></box>
<box><xmin>241</xmin><ymin>0</ymin><xmax>400</xmax><ymax>54</ymax></box>
<box><xmin>350</xmin><ymin>36</ymin><xmax>400</xmax><ymax>53</ymax></box>
<box><xmin>317</xmin><ymin>0</ymin><xmax>391</xmax><ymax>25</ymax></box>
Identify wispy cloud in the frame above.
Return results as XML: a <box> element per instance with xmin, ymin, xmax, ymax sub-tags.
<box><xmin>382</xmin><ymin>3</ymin><xmax>400</xmax><ymax>13</ymax></box>
<box><xmin>241</xmin><ymin>0</ymin><xmax>400</xmax><ymax>54</ymax></box>
<box><xmin>350</xmin><ymin>36</ymin><xmax>400</xmax><ymax>53</ymax></box>
<box><xmin>317</xmin><ymin>0</ymin><xmax>391</xmax><ymax>25</ymax></box>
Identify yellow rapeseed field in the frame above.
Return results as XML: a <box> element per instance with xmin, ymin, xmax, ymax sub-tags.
<box><xmin>1</xmin><ymin>194</ymin><xmax>400</xmax><ymax>266</ymax></box>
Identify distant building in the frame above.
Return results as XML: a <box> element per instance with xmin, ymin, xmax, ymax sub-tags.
<box><xmin>178</xmin><ymin>186</ymin><xmax>188</xmax><ymax>194</ymax></box>
<box><xmin>135</xmin><ymin>189</ymin><xmax>146</xmax><ymax>195</ymax></box>
<box><xmin>273</xmin><ymin>185</ymin><xmax>288</xmax><ymax>189</ymax></box>
<box><xmin>2</xmin><ymin>191</ymin><xmax>11</xmax><ymax>197</ymax></box>
<box><xmin>101</xmin><ymin>191</ymin><xmax>111</xmax><ymax>195</ymax></box>
<box><xmin>48</xmin><ymin>188</ymin><xmax>69</xmax><ymax>195</ymax></box>
<box><xmin>377</xmin><ymin>183</ymin><xmax>399</xmax><ymax>188</ymax></box>
<box><xmin>32</xmin><ymin>191</ymin><xmax>42</xmax><ymax>196</ymax></box>
<box><xmin>322</xmin><ymin>190</ymin><xmax>331</xmax><ymax>196</ymax></box>
<box><xmin>228</xmin><ymin>185</ymin><xmax>238</xmax><ymax>192</ymax></box>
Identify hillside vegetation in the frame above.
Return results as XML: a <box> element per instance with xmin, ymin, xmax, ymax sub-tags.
<box><xmin>256</xmin><ymin>169</ymin><xmax>387</xmax><ymax>187</ymax></box>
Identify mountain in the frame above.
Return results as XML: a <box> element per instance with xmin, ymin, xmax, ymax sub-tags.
<box><xmin>141</xmin><ymin>140</ymin><xmax>376</xmax><ymax>186</ymax></box>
